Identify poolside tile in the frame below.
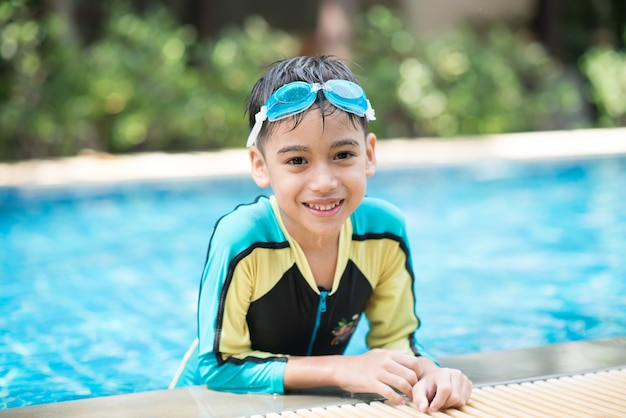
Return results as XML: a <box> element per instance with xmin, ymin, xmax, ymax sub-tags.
<box><xmin>439</xmin><ymin>336</ymin><xmax>626</xmax><ymax>386</ymax></box>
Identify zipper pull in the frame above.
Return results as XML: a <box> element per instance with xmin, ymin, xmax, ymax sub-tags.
<box><xmin>319</xmin><ymin>290</ymin><xmax>328</xmax><ymax>313</ymax></box>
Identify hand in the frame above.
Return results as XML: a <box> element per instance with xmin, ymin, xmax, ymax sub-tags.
<box><xmin>410</xmin><ymin>361</ymin><xmax>473</xmax><ymax>413</ymax></box>
<box><xmin>332</xmin><ymin>349</ymin><xmax>423</xmax><ymax>404</ymax></box>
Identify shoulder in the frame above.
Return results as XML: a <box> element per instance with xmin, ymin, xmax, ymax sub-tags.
<box><xmin>211</xmin><ymin>195</ymin><xmax>284</xmax><ymax>249</ymax></box>
<box><xmin>351</xmin><ymin>196</ymin><xmax>406</xmax><ymax>236</ymax></box>
<box><xmin>355</xmin><ymin>196</ymin><xmax>405</xmax><ymax>219</ymax></box>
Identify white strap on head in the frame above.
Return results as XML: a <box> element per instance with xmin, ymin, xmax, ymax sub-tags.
<box><xmin>365</xmin><ymin>100</ymin><xmax>376</xmax><ymax>121</ymax></box>
<box><xmin>246</xmin><ymin>105</ymin><xmax>268</xmax><ymax>148</ymax></box>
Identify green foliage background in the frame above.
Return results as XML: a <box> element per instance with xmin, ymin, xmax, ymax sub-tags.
<box><xmin>0</xmin><ymin>2</ymin><xmax>624</xmax><ymax>161</ymax></box>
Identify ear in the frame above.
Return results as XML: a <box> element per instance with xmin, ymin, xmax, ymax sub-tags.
<box><xmin>365</xmin><ymin>132</ymin><xmax>377</xmax><ymax>178</ymax></box>
<box><xmin>249</xmin><ymin>146</ymin><xmax>271</xmax><ymax>188</ymax></box>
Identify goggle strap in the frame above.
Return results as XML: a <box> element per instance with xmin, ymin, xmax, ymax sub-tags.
<box><xmin>246</xmin><ymin>105</ymin><xmax>268</xmax><ymax>148</ymax></box>
<box><xmin>365</xmin><ymin>100</ymin><xmax>376</xmax><ymax>121</ymax></box>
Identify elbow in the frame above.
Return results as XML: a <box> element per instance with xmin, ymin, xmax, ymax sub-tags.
<box><xmin>198</xmin><ymin>354</ymin><xmax>287</xmax><ymax>395</ymax></box>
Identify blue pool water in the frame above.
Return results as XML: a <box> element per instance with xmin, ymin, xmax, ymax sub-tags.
<box><xmin>1</xmin><ymin>155</ymin><xmax>626</xmax><ymax>409</ymax></box>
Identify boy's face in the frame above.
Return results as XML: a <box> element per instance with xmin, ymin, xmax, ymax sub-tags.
<box><xmin>249</xmin><ymin>108</ymin><xmax>376</xmax><ymax>246</ymax></box>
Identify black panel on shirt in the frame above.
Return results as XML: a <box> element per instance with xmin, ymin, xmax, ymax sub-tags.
<box><xmin>246</xmin><ymin>261</ymin><xmax>373</xmax><ymax>356</ymax></box>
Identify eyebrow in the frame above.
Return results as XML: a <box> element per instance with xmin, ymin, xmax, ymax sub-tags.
<box><xmin>277</xmin><ymin>138</ymin><xmax>360</xmax><ymax>154</ymax></box>
<box><xmin>333</xmin><ymin>138</ymin><xmax>360</xmax><ymax>149</ymax></box>
<box><xmin>277</xmin><ymin>145</ymin><xmax>309</xmax><ymax>154</ymax></box>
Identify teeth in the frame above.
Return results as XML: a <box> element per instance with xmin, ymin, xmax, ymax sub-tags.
<box><xmin>309</xmin><ymin>202</ymin><xmax>339</xmax><ymax>211</ymax></box>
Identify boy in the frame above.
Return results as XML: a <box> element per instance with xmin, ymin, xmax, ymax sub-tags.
<box><xmin>171</xmin><ymin>56</ymin><xmax>472</xmax><ymax>413</ymax></box>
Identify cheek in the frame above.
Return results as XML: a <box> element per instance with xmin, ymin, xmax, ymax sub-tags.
<box><xmin>269</xmin><ymin>172</ymin><xmax>299</xmax><ymax>197</ymax></box>
<box><xmin>345</xmin><ymin>171</ymin><xmax>368</xmax><ymax>197</ymax></box>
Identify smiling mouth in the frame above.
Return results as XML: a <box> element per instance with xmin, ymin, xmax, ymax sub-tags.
<box><xmin>305</xmin><ymin>200</ymin><xmax>344</xmax><ymax>211</ymax></box>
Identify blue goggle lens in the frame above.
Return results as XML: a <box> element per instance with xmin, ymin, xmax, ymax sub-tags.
<box><xmin>324</xmin><ymin>80</ymin><xmax>369</xmax><ymax>117</ymax></box>
<box><xmin>274</xmin><ymin>82</ymin><xmax>314</xmax><ymax>103</ymax></box>
<box><xmin>266</xmin><ymin>82</ymin><xmax>318</xmax><ymax>121</ymax></box>
<box><xmin>325</xmin><ymin>79</ymin><xmax>363</xmax><ymax>99</ymax></box>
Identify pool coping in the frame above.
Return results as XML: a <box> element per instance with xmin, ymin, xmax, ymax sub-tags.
<box><xmin>2</xmin><ymin>127</ymin><xmax>626</xmax><ymax>188</ymax></box>
<box><xmin>2</xmin><ymin>337</ymin><xmax>625</xmax><ymax>417</ymax></box>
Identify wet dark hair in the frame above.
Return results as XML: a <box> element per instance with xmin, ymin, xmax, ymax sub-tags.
<box><xmin>245</xmin><ymin>56</ymin><xmax>369</xmax><ymax>150</ymax></box>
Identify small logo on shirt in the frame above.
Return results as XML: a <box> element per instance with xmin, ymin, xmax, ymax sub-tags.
<box><xmin>330</xmin><ymin>314</ymin><xmax>360</xmax><ymax>345</ymax></box>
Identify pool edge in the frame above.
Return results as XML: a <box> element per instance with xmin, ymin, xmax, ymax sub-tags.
<box><xmin>2</xmin><ymin>127</ymin><xmax>626</xmax><ymax>189</ymax></box>
<box><xmin>2</xmin><ymin>336</ymin><xmax>625</xmax><ymax>417</ymax></box>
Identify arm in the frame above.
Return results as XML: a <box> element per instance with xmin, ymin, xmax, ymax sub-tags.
<box><xmin>196</xmin><ymin>203</ymin><xmax>292</xmax><ymax>394</ymax></box>
<box><xmin>358</xmin><ymin>224</ymin><xmax>472</xmax><ymax>410</ymax></box>
<box><xmin>284</xmin><ymin>349</ymin><xmax>471</xmax><ymax>410</ymax></box>
<box><xmin>357</xmin><ymin>271</ymin><xmax>471</xmax><ymax>411</ymax></box>
<box><xmin>284</xmin><ymin>349</ymin><xmax>424</xmax><ymax>404</ymax></box>
<box><xmin>197</xmin><ymin>348</ymin><xmax>286</xmax><ymax>394</ymax></box>
<box><xmin>197</xmin><ymin>246</ymin><xmax>291</xmax><ymax>393</ymax></box>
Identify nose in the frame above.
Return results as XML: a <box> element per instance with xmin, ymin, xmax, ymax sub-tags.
<box><xmin>309</xmin><ymin>161</ymin><xmax>338</xmax><ymax>193</ymax></box>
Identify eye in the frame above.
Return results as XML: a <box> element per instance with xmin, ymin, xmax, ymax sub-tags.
<box><xmin>287</xmin><ymin>157</ymin><xmax>307</xmax><ymax>165</ymax></box>
<box><xmin>334</xmin><ymin>151</ymin><xmax>354</xmax><ymax>160</ymax></box>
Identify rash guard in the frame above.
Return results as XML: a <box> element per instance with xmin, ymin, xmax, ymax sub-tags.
<box><xmin>171</xmin><ymin>195</ymin><xmax>431</xmax><ymax>393</ymax></box>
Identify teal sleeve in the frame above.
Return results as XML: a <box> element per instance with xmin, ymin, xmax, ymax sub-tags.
<box><xmin>196</xmin><ymin>197</ymin><xmax>289</xmax><ymax>394</ymax></box>
<box><xmin>411</xmin><ymin>337</ymin><xmax>440</xmax><ymax>366</ymax></box>
<box><xmin>353</xmin><ymin>198</ymin><xmax>440</xmax><ymax>366</ymax></box>
<box><xmin>197</xmin><ymin>238</ymin><xmax>288</xmax><ymax>394</ymax></box>
<box><xmin>197</xmin><ymin>352</ymin><xmax>286</xmax><ymax>394</ymax></box>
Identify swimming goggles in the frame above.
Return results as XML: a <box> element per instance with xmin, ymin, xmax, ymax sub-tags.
<box><xmin>246</xmin><ymin>79</ymin><xmax>376</xmax><ymax>147</ymax></box>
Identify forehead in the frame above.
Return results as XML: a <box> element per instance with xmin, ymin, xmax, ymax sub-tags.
<box><xmin>275</xmin><ymin>108</ymin><xmax>364</xmax><ymax>138</ymax></box>
<box><xmin>259</xmin><ymin>110</ymin><xmax>364</xmax><ymax>155</ymax></box>
<box><xmin>267</xmin><ymin>104</ymin><xmax>363</xmax><ymax>136</ymax></box>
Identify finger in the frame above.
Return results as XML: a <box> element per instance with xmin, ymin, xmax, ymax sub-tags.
<box><xmin>429</xmin><ymin>371</ymin><xmax>470</xmax><ymax>411</ymax></box>
<box><xmin>380</xmin><ymin>370</ymin><xmax>415</xmax><ymax>400</ymax></box>
<box><xmin>375</xmin><ymin>382</ymin><xmax>407</xmax><ymax>405</ymax></box>
<box><xmin>388</xmin><ymin>351</ymin><xmax>423</xmax><ymax>380</ymax></box>
<box><xmin>429</xmin><ymin>379</ymin><xmax>454</xmax><ymax>412</ymax></box>
<box><xmin>444</xmin><ymin>371</ymin><xmax>473</xmax><ymax>408</ymax></box>
<box><xmin>461</xmin><ymin>376</ymin><xmax>474</xmax><ymax>403</ymax></box>
<box><xmin>411</xmin><ymin>378</ymin><xmax>434</xmax><ymax>413</ymax></box>
<box><xmin>383</xmin><ymin>357</ymin><xmax>419</xmax><ymax>387</ymax></box>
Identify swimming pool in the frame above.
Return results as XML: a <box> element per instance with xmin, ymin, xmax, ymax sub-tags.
<box><xmin>1</xmin><ymin>154</ymin><xmax>625</xmax><ymax>409</ymax></box>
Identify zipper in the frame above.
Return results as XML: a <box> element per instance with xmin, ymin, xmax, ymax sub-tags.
<box><xmin>306</xmin><ymin>290</ymin><xmax>328</xmax><ymax>355</ymax></box>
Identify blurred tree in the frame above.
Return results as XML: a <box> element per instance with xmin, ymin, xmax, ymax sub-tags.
<box><xmin>19</xmin><ymin>1</ymin><xmax>626</xmax><ymax>66</ymax></box>
<box><xmin>175</xmin><ymin>0</ymin><xmax>318</xmax><ymax>40</ymax></box>
<box><xmin>315</xmin><ymin>0</ymin><xmax>357</xmax><ymax>59</ymax></box>
<box><xmin>0</xmin><ymin>0</ymin><xmax>621</xmax><ymax>160</ymax></box>
<box><xmin>533</xmin><ymin>0</ymin><xmax>626</xmax><ymax>62</ymax></box>
<box><xmin>12</xmin><ymin>0</ymin><xmax>403</xmax><ymax>56</ymax></box>
<box><xmin>532</xmin><ymin>0</ymin><xmax>626</xmax><ymax>125</ymax></box>
<box><xmin>580</xmin><ymin>28</ymin><xmax>626</xmax><ymax>127</ymax></box>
